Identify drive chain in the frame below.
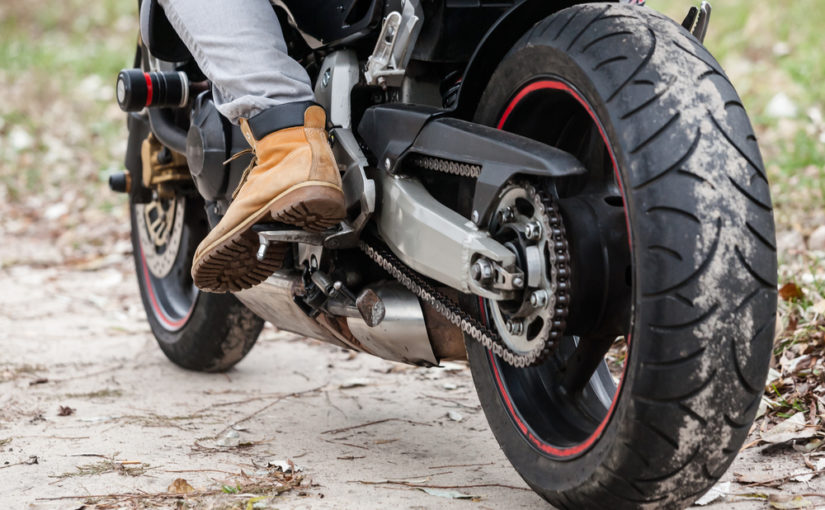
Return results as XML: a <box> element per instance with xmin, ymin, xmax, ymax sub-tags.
<box><xmin>358</xmin><ymin>155</ymin><xmax>571</xmax><ymax>367</ymax></box>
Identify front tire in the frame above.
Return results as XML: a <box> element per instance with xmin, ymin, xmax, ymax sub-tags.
<box><xmin>465</xmin><ymin>4</ymin><xmax>776</xmax><ymax>508</ymax></box>
<box><xmin>130</xmin><ymin>194</ymin><xmax>263</xmax><ymax>372</ymax></box>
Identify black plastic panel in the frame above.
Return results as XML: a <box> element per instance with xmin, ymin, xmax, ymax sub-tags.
<box><xmin>280</xmin><ymin>0</ymin><xmax>383</xmax><ymax>44</ymax></box>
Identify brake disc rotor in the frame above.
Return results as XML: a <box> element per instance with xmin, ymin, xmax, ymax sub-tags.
<box><xmin>487</xmin><ymin>184</ymin><xmax>561</xmax><ymax>355</ymax></box>
<box><xmin>135</xmin><ymin>197</ymin><xmax>185</xmax><ymax>279</ymax></box>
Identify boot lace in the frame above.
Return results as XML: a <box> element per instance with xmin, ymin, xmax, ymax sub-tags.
<box><xmin>223</xmin><ymin>148</ymin><xmax>257</xmax><ymax>200</ymax></box>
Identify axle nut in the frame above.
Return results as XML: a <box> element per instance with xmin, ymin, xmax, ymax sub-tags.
<box><xmin>506</xmin><ymin>319</ymin><xmax>524</xmax><ymax>336</ymax></box>
<box><xmin>498</xmin><ymin>207</ymin><xmax>515</xmax><ymax>223</ymax></box>
<box><xmin>530</xmin><ymin>289</ymin><xmax>549</xmax><ymax>308</ymax></box>
<box><xmin>471</xmin><ymin>259</ymin><xmax>494</xmax><ymax>284</ymax></box>
<box><xmin>525</xmin><ymin>221</ymin><xmax>542</xmax><ymax>241</ymax></box>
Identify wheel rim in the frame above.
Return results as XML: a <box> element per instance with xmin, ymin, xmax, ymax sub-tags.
<box><xmin>483</xmin><ymin>78</ymin><xmax>633</xmax><ymax>458</ymax></box>
<box><xmin>134</xmin><ymin>196</ymin><xmax>198</xmax><ymax>332</ymax></box>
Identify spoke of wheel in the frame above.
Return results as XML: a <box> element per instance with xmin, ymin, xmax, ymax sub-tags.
<box><xmin>559</xmin><ymin>335</ymin><xmax>616</xmax><ymax>396</ymax></box>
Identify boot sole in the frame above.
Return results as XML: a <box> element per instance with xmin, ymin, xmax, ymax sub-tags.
<box><xmin>192</xmin><ymin>183</ymin><xmax>345</xmax><ymax>293</ymax></box>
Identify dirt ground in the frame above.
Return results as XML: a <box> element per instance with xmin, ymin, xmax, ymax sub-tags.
<box><xmin>0</xmin><ymin>237</ymin><xmax>821</xmax><ymax>509</ymax></box>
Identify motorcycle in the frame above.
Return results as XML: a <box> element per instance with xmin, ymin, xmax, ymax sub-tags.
<box><xmin>111</xmin><ymin>0</ymin><xmax>777</xmax><ymax>507</ymax></box>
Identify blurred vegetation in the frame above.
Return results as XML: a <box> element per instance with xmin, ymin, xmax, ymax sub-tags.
<box><xmin>0</xmin><ymin>0</ymin><xmax>822</xmax><ymax>275</ymax></box>
<box><xmin>655</xmin><ymin>0</ymin><xmax>825</xmax><ymax>233</ymax></box>
<box><xmin>0</xmin><ymin>0</ymin><xmax>136</xmax><ymax>211</ymax></box>
<box><xmin>1</xmin><ymin>0</ymin><xmax>821</xmax><ymax>227</ymax></box>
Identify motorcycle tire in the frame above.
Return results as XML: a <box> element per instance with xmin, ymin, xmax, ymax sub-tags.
<box><xmin>130</xmin><ymin>195</ymin><xmax>263</xmax><ymax>372</ymax></box>
<box><xmin>464</xmin><ymin>4</ymin><xmax>776</xmax><ymax>508</ymax></box>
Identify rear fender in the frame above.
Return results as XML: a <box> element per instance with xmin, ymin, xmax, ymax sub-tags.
<box><xmin>451</xmin><ymin>0</ymin><xmax>614</xmax><ymax>120</ymax></box>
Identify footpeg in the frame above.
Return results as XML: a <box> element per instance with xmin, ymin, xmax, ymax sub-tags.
<box><xmin>254</xmin><ymin>225</ymin><xmax>326</xmax><ymax>261</ymax></box>
<box><xmin>682</xmin><ymin>1</ymin><xmax>712</xmax><ymax>43</ymax></box>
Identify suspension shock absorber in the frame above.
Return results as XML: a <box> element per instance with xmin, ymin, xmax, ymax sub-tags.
<box><xmin>115</xmin><ymin>69</ymin><xmax>190</xmax><ymax>112</ymax></box>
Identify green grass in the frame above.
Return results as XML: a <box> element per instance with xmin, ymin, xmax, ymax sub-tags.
<box><xmin>0</xmin><ymin>0</ymin><xmax>135</xmax><ymax>77</ymax></box>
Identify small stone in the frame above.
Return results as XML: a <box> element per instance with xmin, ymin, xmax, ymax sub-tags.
<box><xmin>772</xmin><ymin>41</ymin><xmax>791</xmax><ymax>57</ymax></box>
<box><xmin>217</xmin><ymin>429</ymin><xmax>240</xmax><ymax>447</ymax></box>
<box><xmin>447</xmin><ymin>411</ymin><xmax>463</xmax><ymax>422</ymax></box>
<box><xmin>765</xmin><ymin>92</ymin><xmax>798</xmax><ymax>119</ymax></box>
<box><xmin>808</xmin><ymin>106</ymin><xmax>824</xmax><ymax>126</ymax></box>
<box><xmin>8</xmin><ymin>127</ymin><xmax>34</xmax><ymax>151</ymax></box>
<box><xmin>808</xmin><ymin>225</ymin><xmax>825</xmax><ymax>252</ymax></box>
<box><xmin>776</xmin><ymin>229</ymin><xmax>805</xmax><ymax>254</ymax></box>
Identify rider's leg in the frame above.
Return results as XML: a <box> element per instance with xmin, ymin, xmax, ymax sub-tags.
<box><xmin>157</xmin><ymin>0</ymin><xmax>315</xmax><ymax>122</ymax></box>
<box><xmin>156</xmin><ymin>0</ymin><xmax>345</xmax><ymax>293</ymax></box>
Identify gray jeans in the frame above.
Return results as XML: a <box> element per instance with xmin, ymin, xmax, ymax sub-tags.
<box><xmin>157</xmin><ymin>0</ymin><xmax>315</xmax><ymax>124</ymax></box>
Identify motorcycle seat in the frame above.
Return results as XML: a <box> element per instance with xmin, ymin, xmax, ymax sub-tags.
<box><xmin>139</xmin><ymin>0</ymin><xmax>192</xmax><ymax>63</ymax></box>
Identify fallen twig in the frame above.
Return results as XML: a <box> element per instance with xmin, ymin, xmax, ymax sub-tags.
<box><xmin>739</xmin><ymin>468</ymin><xmax>825</xmax><ymax>487</ymax></box>
<box><xmin>163</xmin><ymin>468</ymin><xmax>237</xmax><ymax>475</ymax></box>
<box><xmin>428</xmin><ymin>462</ymin><xmax>495</xmax><ymax>470</ymax></box>
<box><xmin>351</xmin><ymin>480</ymin><xmax>531</xmax><ymax>491</ymax></box>
<box><xmin>323</xmin><ymin>439</ymin><xmax>369</xmax><ymax>450</ymax></box>
<box><xmin>213</xmin><ymin>386</ymin><xmax>324</xmax><ymax>438</ymax></box>
<box><xmin>422</xmin><ymin>394</ymin><xmax>481</xmax><ymax>410</ymax></box>
<box><xmin>322</xmin><ymin>418</ymin><xmax>431</xmax><ymax>435</ymax></box>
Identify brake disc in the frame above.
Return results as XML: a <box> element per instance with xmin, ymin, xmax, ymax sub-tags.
<box><xmin>135</xmin><ymin>197</ymin><xmax>186</xmax><ymax>278</ymax></box>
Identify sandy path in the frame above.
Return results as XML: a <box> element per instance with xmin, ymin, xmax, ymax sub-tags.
<box><xmin>0</xmin><ymin>238</ymin><xmax>816</xmax><ymax>509</ymax></box>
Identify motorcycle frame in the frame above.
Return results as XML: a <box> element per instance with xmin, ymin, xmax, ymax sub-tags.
<box><xmin>125</xmin><ymin>0</ymin><xmax>620</xmax><ymax>364</ymax></box>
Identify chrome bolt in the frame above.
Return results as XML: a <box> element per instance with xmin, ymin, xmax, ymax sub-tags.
<box><xmin>322</xmin><ymin>68</ymin><xmax>331</xmax><ymax>87</ymax></box>
<box><xmin>506</xmin><ymin>319</ymin><xmax>524</xmax><ymax>336</ymax></box>
<box><xmin>310</xmin><ymin>254</ymin><xmax>318</xmax><ymax>270</ymax></box>
<box><xmin>525</xmin><ymin>221</ymin><xmax>542</xmax><ymax>241</ymax></box>
<box><xmin>256</xmin><ymin>238</ymin><xmax>270</xmax><ymax>262</ymax></box>
<box><xmin>471</xmin><ymin>259</ymin><xmax>494</xmax><ymax>284</ymax></box>
<box><xmin>499</xmin><ymin>207</ymin><xmax>515</xmax><ymax>223</ymax></box>
<box><xmin>330</xmin><ymin>281</ymin><xmax>343</xmax><ymax>297</ymax></box>
<box><xmin>384</xmin><ymin>157</ymin><xmax>392</xmax><ymax>170</ymax></box>
<box><xmin>512</xmin><ymin>276</ymin><xmax>524</xmax><ymax>288</ymax></box>
<box><xmin>471</xmin><ymin>210</ymin><xmax>479</xmax><ymax>224</ymax></box>
<box><xmin>530</xmin><ymin>289</ymin><xmax>549</xmax><ymax>308</ymax></box>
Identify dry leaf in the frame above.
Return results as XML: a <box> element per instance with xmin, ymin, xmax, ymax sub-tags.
<box><xmin>339</xmin><ymin>378</ymin><xmax>371</xmax><ymax>389</ymax></box>
<box><xmin>769</xmin><ymin>494</ymin><xmax>814</xmax><ymax>509</ymax></box>
<box><xmin>419</xmin><ymin>487</ymin><xmax>475</xmax><ymax>499</ymax></box>
<box><xmin>779</xmin><ymin>283</ymin><xmax>804</xmax><ymax>301</ymax></box>
<box><xmin>761</xmin><ymin>413</ymin><xmax>818</xmax><ymax>444</ymax></box>
<box><xmin>57</xmin><ymin>405</ymin><xmax>75</xmax><ymax>416</ymax></box>
<box><xmin>167</xmin><ymin>478</ymin><xmax>195</xmax><ymax>494</ymax></box>
<box><xmin>695</xmin><ymin>481</ymin><xmax>730</xmax><ymax>505</ymax></box>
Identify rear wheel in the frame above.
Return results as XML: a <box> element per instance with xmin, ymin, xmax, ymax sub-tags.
<box><xmin>130</xmin><ymin>193</ymin><xmax>263</xmax><ymax>372</ymax></box>
<box><xmin>464</xmin><ymin>4</ymin><xmax>776</xmax><ymax>508</ymax></box>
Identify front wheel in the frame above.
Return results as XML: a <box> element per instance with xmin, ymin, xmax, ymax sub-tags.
<box><xmin>130</xmin><ymin>193</ymin><xmax>263</xmax><ymax>372</ymax></box>
<box><xmin>465</xmin><ymin>4</ymin><xmax>776</xmax><ymax>508</ymax></box>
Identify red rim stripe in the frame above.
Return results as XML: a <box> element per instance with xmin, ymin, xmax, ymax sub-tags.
<box><xmin>490</xmin><ymin>78</ymin><xmax>632</xmax><ymax>458</ymax></box>
<box><xmin>139</xmin><ymin>243</ymin><xmax>193</xmax><ymax>331</ymax></box>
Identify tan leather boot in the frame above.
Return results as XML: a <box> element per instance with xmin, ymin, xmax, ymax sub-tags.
<box><xmin>191</xmin><ymin>105</ymin><xmax>345</xmax><ymax>293</ymax></box>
